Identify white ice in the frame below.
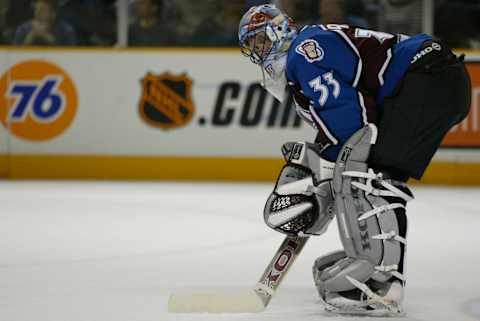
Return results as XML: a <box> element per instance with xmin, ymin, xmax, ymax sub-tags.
<box><xmin>0</xmin><ymin>181</ymin><xmax>479</xmax><ymax>321</ymax></box>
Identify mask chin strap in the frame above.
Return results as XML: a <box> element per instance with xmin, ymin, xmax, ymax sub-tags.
<box><xmin>260</xmin><ymin>53</ymin><xmax>289</xmax><ymax>102</ymax></box>
<box><xmin>261</xmin><ymin>64</ymin><xmax>267</xmax><ymax>90</ymax></box>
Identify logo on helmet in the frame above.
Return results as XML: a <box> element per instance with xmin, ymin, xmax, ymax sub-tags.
<box><xmin>251</xmin><ymin>12</ymin><xmax>270</xmax><ymax>26</ymax></box>
<box><xmin>295</xmin><ymin>39</ymin><xmax>324</xmax><ymax>63</ymax></box>
<box><xmin>138</xmin><ymin>72</ymin><xmax>195</xmax><ymax>130</ymax></box>
<box><xmin>239</xmin><ymin>4</ymin><xmax>298</xmax><ymax>65</ymax></box>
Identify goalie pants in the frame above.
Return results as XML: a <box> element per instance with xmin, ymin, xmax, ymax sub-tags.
<box><xmin>370</xmin><ymin>41</ymin><xmax>471</xmax><ymax>181</ymax></box>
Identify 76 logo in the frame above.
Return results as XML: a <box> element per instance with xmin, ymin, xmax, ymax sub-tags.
<box><xmin>7</xmin><ymin>76</ymin><xmax>65</xmax><ymax>123</ymax></box>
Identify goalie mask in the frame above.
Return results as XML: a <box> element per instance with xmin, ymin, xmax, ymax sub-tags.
<box><xmin>238</xmin><ymin>4</ymin><xmax>297</xmax><ymax>65</ymax></box>
<box><xmin>238</xmin><ymin>5</ymin><xmax>298</xmax><ymax>101</ymax></box>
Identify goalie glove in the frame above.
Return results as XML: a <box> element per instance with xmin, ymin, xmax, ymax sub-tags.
<box><xmin>263</xmin><ymin>142</ymin><xmax>335</xmax><ymax>236</ymax></box>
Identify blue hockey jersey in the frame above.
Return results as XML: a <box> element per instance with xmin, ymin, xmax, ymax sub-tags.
<box><xmin>285</xmin><ymin>24</ymin><xmax>431</xmax><ymax>161</ymax></box>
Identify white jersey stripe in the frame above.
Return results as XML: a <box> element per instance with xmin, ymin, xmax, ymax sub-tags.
<box><xmin>378</xmin><ymin>48</ymin><xmax>393</xmax><ymax>86</ymax></box>
<box><xmin>357</xmin><ymin>91</ymin><xmax>368</xmax><ymax>125</ymax></box>
<box><xmin>309</xmin><ymin>105</ymin><xmax>339</xmax><ymax>145</ymax></box>
<box><xmin>296</xmin><ymin>105</ymin><xmax>313</xmax><ymax>122</ymax></box>
<box><xmin>333</xmin><ymin>29</ymin><xmax>363</xmax><ymax>88</ymax></box>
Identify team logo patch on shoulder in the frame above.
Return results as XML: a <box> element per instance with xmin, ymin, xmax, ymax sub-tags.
<box><xmin>138</xmin><ymin>72</ymin><xmax>195</xmax><ymax>130</ymax></box>
<box><xmin>295</xmin><ymin>39</ymin><xmax>324</xmax><ymax>63</ymax></box>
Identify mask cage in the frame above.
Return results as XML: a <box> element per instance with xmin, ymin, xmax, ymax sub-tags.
<box><xmin>239</xmin><ymin>23</ymin><xmax>280</xmax><ymax>65</ymax></box>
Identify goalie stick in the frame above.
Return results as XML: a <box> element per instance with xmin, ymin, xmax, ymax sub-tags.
<box><xmin>168</xmin><ymin>235</ymin><xmax>309</xmax><ymax>313</ymax></box>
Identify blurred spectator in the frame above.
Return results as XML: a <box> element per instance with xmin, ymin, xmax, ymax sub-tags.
<box><xmin>379</xmin><ymin>0</ymin><xmax>422</xmax><ymax>35</ymax></box>
<box><xmin>220</xmin><ymin>0</ymin><xmax>246</xmax><ymax>45</ymax></box>
<box><xmin>59</xmin><ymin>0</ymin><xmax>117</xmax><ymax>46</ymax></box>
<box><xmin>434</xmin><ymin>0</ymin><xmax>480</xmax><ymax>48</ymax></box>
<box><xmin>357</xmin><ymin>0</ymin><xmax>381</xmax><ymax>28</ymax></box>
<box><xmin>189</xmin><ymin>0</ymin><xmax>244</xmax><ymax>46</ymax></box>
<box><xmin>169</xmin><ymin>0</ymin><xmax>209</xmax><ymax>45</ymax></box>
<box><xmin>316</xmin><ymin>0</ymin><xmax>369</xmax><ymax>28</ymax></box>
<box><xmin>2</xmin><ymin>0</ymin><xmax>31</xmax><ymax>44</ymax></box>
<box><xmin>245</xmin><ymin>0</ymin><xmax>271</xmax><ymax>7</ymax></box>
<box><xmin>275</xmin><ymin>0</ymin><xmax>314</xmax><ymax>27</ymax></box>
<box><xmin>13</xmin><ymin>0</ymin><xmax>76</xmax><ymax>46</ymax></box>
<box><xmin>6</xmin><ymin>0</ymin><xmax>479</xmax><ymax>49</ymax></box>
<box><xmin>0</xmin><ymin>0</ymin><xmax>7</xmax><ymax>43</ymax></box>
<box><xmin>128</xmin><ymin>0</ymin><xmax>175</xmax><ymax>46</ymax></box>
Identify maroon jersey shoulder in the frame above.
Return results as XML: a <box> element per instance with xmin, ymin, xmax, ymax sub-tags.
<box><xmin>338</xmin><ymin>26</ymin><xmax>399</xmax><ymax>97</ymax></box>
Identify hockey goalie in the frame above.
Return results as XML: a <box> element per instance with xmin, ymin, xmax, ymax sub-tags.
<box><xmin>238</xmin><ymin>4</ymin><xmax>471</xmax><ymax>316</ymax></box>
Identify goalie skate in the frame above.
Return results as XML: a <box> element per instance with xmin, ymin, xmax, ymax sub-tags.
<box><xmin>319</xmin><ymin>278</ymin><xmax>404</xmax><ymax>317</ymax></box>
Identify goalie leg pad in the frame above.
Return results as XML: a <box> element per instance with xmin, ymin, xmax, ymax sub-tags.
<box><xmin>317</xmin><ymin>124</ymin><xmax>413</xmax><ymax>315</ymax></box>
<box><xmin>313</xmin><ymin>251</ymin><xmax>405</xmax><ymax>316</ymax></box>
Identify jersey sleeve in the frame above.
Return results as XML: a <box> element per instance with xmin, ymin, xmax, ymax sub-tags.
<box><xmin>301</xmin><ymin>64</ymin><xmax>368</xmax><ymax>161</ymax></box>
<box><xmin>287</xmin><ymin>29</ymin><xmax>372</xmax><ymax>162</ymax></box>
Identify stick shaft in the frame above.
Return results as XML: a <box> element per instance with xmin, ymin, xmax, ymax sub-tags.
<box><xmin>168</xmin><ymin>235</ymin><xmax>309</xmax><ymax>313</ymax></box>
<box><xmin>253</xmin><ymin>236</ymin><xmax>309</xmax><ymax>306</ymax></box>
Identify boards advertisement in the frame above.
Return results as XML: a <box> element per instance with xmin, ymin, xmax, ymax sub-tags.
<box><xmin>0</xmin><ymin>48</ymin><xmax>479</xmax><ymax>183</ymax></box>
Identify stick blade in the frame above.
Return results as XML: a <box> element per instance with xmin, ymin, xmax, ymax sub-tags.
<box><xmin>168</xmin><ymin>289</ymin><xmax>265</xmax><ymax>313</ymax></box>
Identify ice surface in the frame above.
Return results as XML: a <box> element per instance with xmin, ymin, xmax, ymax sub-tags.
<box><xmin>0</xmin><ymin>181</ymin><xmax>479</xmax><ymax>321</ymax></box>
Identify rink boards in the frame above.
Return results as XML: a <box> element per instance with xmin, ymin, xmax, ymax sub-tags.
<box><xmin>0</xmin><ymin>47</ymin><xmax>479</xmax><ymax>184</ymax></box>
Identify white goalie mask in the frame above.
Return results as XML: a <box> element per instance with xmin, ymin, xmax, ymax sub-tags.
<box><xmin>238</xmin><ymin>5</ymin><xmax>297</xmax><ymax>102</ymax></box>
<box><xmin>262</xmin><ymin>52</ymin><xmax>288</xmax><ymax>102</ymax></box>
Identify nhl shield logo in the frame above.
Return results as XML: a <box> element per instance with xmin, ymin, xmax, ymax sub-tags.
<box><xmin>138</xmin><ymin>72</ymin><xmax>195</xmax><ymax>129</ymax></box>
